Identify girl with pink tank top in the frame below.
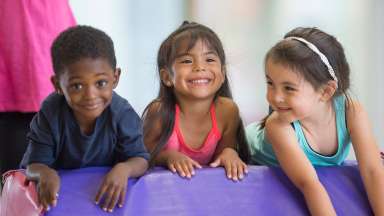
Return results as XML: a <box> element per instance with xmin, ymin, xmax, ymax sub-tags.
<box><xmin>143</xmin><ymin>21</ymin><xmax>250</xmax><ymax>181</ymax></box>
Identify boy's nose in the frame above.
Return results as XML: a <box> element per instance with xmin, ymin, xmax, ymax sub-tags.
<box><xmin>83</xmin><ymin>86</ymin><xmax>97</xmax><ymax>99</ymax></box>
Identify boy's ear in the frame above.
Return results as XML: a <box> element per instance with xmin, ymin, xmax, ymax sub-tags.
<box><xmin>160</xmin><ymin>68</ymin><xmax>173</xmax><ymax>87</ymax></box>
<box><xmin>50</xmin><ymin>75</ymin><xmax>62</xmax><ymax>94</ymax></box>
<box><xmin>320</xmin><ymin>80</ymin><xmax>337</xmax><ymax>101</ymax></box>
<box><xmin>112</xmin><ymin>68</ymin><xmax>121</xmax><ymax>88</ymax></box>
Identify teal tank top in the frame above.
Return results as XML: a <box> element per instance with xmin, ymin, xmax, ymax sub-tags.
<box><xmin>246</xmin><ymin>95</ymin><xmax>351</xmax><ymax>166</ymax></box>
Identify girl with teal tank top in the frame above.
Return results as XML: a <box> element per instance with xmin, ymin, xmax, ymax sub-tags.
<box><xmin>247</xmin><ymin>95</ymin><xmax>351</xmax><ymax>166</ymax></box>
<box><xmin>246</xmin><ymin>27</ymin><xmax>384</xmax><ymax>215</ymax></box>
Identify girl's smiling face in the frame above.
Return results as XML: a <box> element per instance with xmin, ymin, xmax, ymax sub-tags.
<box><xmin>162</xmin><ymin>39</ymin><xmax>225</xmax><ymax>101</ymax></box>
<box><xmin>265</xmin><ymin>58</ymin><xmax>323</xmax><ymax>123</ymax></box>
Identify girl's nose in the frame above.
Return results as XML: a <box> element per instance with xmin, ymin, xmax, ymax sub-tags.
<box><xmin>272</xmin><ymin>90</ymin><xmax>285</xmax><ymax>104</ymax></box>
<box><xmin>193</xmin><ymin>61</ymin><xmax>206</xmax><ymax>72</ymax></box>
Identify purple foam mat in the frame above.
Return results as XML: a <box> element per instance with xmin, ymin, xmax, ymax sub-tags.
<box><xmin>42</xmin><ymin>163</ymin><xmax>372</xmax><ymax>216</ymax></box>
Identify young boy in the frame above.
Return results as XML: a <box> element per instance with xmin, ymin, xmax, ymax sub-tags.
<box><xmin>20</xmin><ymin>25</ymin><xmax>149</xmax><ymax>213</ymax></box>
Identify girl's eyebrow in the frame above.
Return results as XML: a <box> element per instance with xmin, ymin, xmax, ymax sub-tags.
<box><xmin>175</xmin><ymin>50</ymin><xmax>217</xmax><ymax>59</ymax></box>
<box><xmin>265</xmin><ymin>75</ymin><xmax>298</xmax><ymax>86</ymax></box>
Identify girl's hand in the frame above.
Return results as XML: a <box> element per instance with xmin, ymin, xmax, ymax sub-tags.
<box><xmin>210</xmin><ymin>147</ymin><xmax>248</xmax><ymax>181</ymax></box>
<box><xmin>95</xmin><ymin>162</ymin><xmax>130</xmax><ymax>213</ymax></box>
<box><xmin>166</xmin><ymin>151</ymin><xmax>202</xmax><ymax>178</ymax></box>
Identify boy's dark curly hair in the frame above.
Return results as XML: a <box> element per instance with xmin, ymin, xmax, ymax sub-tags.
<box><xmin>51</xmin><ymin>25</ymin><xmax>116</xmax><ymax>75</ymax></box>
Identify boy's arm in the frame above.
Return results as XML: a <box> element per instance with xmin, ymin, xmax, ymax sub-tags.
<box><xmin>26</xmin><ymin>163</ymin><xmax>60</xmax><ymax>211</ymax></box>
<box><xmin>347</xmin><ymin>100</ymin><xmax>384</xmax><ymax>215</ymax></box>
<box><xmin>265</xmin><ymin>113</ymin><xmax>336</xmax><ymax>216</ymax></box>
<box><xmin>95</xmin><ymin>157</ymin><xmax>148</xmax><ymax>212</ymax></box>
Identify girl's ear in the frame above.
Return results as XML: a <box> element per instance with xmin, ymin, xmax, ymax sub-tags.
<box><xmin>160</xmin><ymin>68</ymin><xmax>173</xmax><ymax>87</ymax></box>
<box><xmin>320</xmin><ymin>80</ymin><xmax>337</xmax><ymax>101</ymax></box>
<box><xmin>50</xmin><ymin>75</ymin><xmax>62</xmax><ymax>94</ymax></box>
<box><xmin>112</xmin><ymin>68</ymin><xmax>121</xmax><ymax>89</ymax></box>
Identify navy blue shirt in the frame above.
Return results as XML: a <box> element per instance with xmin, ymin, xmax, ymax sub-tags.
<box><xmin>21</xmin><ymin>92</ymin><xmax>149</xmax><ymax>169</ymax></box>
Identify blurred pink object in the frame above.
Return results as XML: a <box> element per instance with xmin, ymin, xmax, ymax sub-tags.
<box><xmin>1</xmin><ymin>170</ymin><xmax>43</xmax><ymax>216</ymax></box>
<box><xmin>0</xmin><ymin>0</ymin><xmax>76</xmax><ymax>112</ymax></box>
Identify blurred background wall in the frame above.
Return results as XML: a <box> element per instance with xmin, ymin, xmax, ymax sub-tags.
<box><xmin>69</xmin><ymin>0</ymin><xmax>384</xmax><ymax>158</ymax></box>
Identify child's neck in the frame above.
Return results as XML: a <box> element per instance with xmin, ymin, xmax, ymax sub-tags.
<box><xmin>177</xmin><ymin>98</ymin><xmax>213</xmax><ymax>119</ymax></box>
<box><xmin>301</xmin><ymin>100</ymin><xmax>335</xmax><ymax>131</ymax></box>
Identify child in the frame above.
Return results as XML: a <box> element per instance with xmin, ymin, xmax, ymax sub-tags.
<box><xmin>143</xmin><ymin>21</ymin><xmax>250</xmax><ymax>181</ymax></box>
<box><xmin>20</xmin><ymin>25</ymin><xmax>149</xmax><ymax>213</ymax></box>
<box><xmin>246</xmin><ymin>27</ymin><xmax>384</xmax><ymax>215</ymax></box>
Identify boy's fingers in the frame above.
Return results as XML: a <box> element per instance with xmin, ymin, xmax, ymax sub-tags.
<box><xmin>107</xmin><ymin>188</ymin><xmax>120</xmax><ymax>212</ymax></box>
<box><xmin>95</xmin><ymin>184</ymin><xmax>108</xmax><ymax>204</ymax></box>
<box><xmin>118</xmin><ymin>186</ymin><xmax>127</xmax><ymax>208</ymax></box>
<box><xmin>101</xmin><ymin>186</ymin><xmax>115</xmax><ymax>211</ymax></box>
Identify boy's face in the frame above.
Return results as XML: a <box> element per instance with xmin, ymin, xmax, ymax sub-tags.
<box><xmin>52</xmin><ymin>57</ymin><xmax>120</xmax><ymax>126</ymax></box>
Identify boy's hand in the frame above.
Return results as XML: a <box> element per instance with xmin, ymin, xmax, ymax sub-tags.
<box><xmin>166</xmin><ymin>151</ymin><xmax>202</xmax><ymax>178</ymax></box>
<box><xmin>27</xmin><ymin>168</ymin><xmax>60</xmax><ymax>211</ymax></box>
<box><xmin>210</xmin><ymin>147</ymin><xmax>248</xmax><ymax>181</ymax></box>
<box><xmin>95</xmin><ymin>162</ymin><xmax>130</xmax><ymax>213</ymax></box>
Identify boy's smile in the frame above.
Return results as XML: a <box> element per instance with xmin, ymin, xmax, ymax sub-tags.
<box><xmin>52</xmin><ymin>57</ymin><xmax>120</xmax><ymax>132</ymax></box>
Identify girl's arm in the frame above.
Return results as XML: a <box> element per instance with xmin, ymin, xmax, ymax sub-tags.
<box><xmin>26</xmin><ymin>163</ymin><xmax>60</xmax><ymax>211</ymax></box>
<box><xmin>210</xmin><ymin>98</ymin><xmax>248</xmax><ymax>181</ymax></box>
<box><xmin>265</xmin><ymin>113</ymin><xmax>336</xmax><ymax>216</ymax></box>
<box><xmin>347</xmin><ymin>100</ymin><xmax>384</xmax><ymax>215</ymax></box>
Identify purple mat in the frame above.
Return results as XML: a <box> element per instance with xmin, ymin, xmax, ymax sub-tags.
<box><xmin>41</xmin><ymin>163</ymin><xmax>372</xmax><ymax>216</ymax></box>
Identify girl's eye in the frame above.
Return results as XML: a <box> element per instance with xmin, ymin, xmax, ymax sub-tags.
<box><xmin>96</xmin><ymin>80</ymin><xmax>108</xmax><ymax>88</ymax></box>
<box><xmin>70</xmin><ymin>83</ymin><xmax>82</xmax><ymax>91</ymax></box>
<box><xmin>180</xmin><ymin>59</ymin><xmax>192</xmax><ymax>64</ymax></box>
<box><xmin>285</xmin><ymin>86</ymin><xmax>296</xmax><ymax>91</ymax></box>
<box><xmin>206</xmin><ymin>58</ymin><xmax>215</xmax><ymax>62</ymax></box>
<box><xmin>266</xmin><ymin>81</ymin><xmax>273</xmax><ymax>86</ymax></box>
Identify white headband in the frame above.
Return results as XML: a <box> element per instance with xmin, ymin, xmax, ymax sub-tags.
<box><xmin>286</xmin><ymin>36</ymin><xmax>338</xmax><ymax>86</ymax></box>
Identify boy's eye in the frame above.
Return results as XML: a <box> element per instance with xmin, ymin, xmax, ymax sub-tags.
<box><xmin>266</xmin><ymin>81</ymin><xmax>273</xmax><ymax>86</ymax></box>
<box><xmin>206</xmin><ymin>58</ymin><xmax>215</xmax><ymax>62</ymax></box>
<box><xmin>96</xmin><ymin>80</ymin><xmax>108</xmax><ymax>88</ymax></box>
<box><xmin>70</xmin><ymin>83</ymin><xmax>83</xmax><ymax>91</ymax></box>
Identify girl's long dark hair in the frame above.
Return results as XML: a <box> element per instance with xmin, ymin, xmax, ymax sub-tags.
<box><xmin>142</xmin><ymin>21</ymin><xmax>250</xmax><ymax>165</ymax></box>
<box><xmin>260</xmin><ymin>27</ymin><xmax>351</xmax><ymax>128</ymax></box>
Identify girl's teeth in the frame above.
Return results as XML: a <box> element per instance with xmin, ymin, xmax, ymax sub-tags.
<box><xmin>191</xmin><ymin>79</ymin><xmax>209</xmax><ymax>83</ymax></box>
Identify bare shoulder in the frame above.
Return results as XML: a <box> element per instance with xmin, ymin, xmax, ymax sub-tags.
<box><xmin>345</xmin><ymin>98</ymin><xmax>370</xmax><ymax>132</ymax></box>
<box><xmin>214</xmin><ymin>97</ymin><xmax>240</xmax><ymax>132</ymax></box>
<box><xmin>215</xmin><ymin>96</ymin><xmax>239</xmax><ymax>118</ymax></box>
<box><xmin>143</xmin><ymin>100</ymin><xmax>164</xmax><ymax>150</ymax></box>
<box><xmin>264</xmin><ymin>112</ymin><xmax>295</xmax><ymax>145</ymax></box>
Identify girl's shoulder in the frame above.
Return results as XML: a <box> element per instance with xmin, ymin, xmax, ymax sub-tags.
<box><xmin>215</xmin><ymin>97</ymin><xmax>240</xmax><ymax>128</ymax></box>
<box><xmin>215</xmin><ymin>96</ymin><xmax>239</xmax><ymax>117</ymax></box>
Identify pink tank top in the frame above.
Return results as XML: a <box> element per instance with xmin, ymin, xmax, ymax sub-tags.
<box><xmin>164</xmin><ymin>104</ymin><xmax>222</xmax><ymax>165</ymax></box>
